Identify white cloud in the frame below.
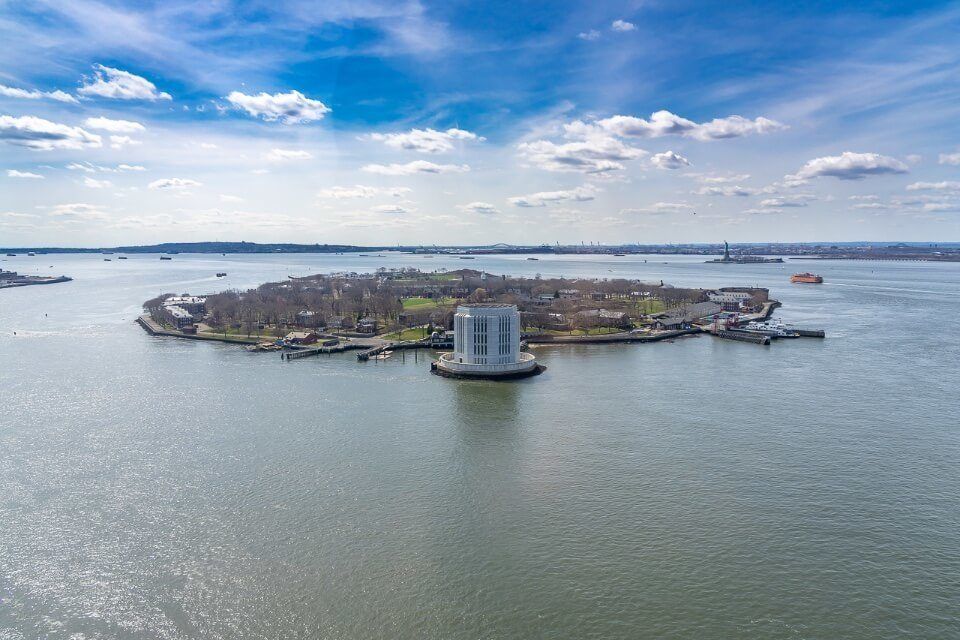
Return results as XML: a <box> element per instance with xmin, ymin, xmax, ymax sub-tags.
<box><xmin>265</xmin><ymin>148</ymin><xmax>313</xmax><ymax>162</ymax></box>
<box><xmin>691</xmin><ymin>173</ymin><xmax>751</xmax><ymax>184</ymax></box>
<box><xmin>906</xmin><ymin>181</ymin><xmax>960</xmax><ymax>191</ymax></box>
<box><xmin>361</xmin><ymin>160</ymin><xmax>469</xmax><ymax>175</ymax></box>
<box><xmin>849</xmin><ymin>194</ymin><xmax>880</xmax><ymax>201</ymax></box>
<box><xmin>67</xmin><ymin>162</ymin><xmax>144</xmax><ymax>173</ymax></box>
<box><xmin>743</xmin><ymin>208</ymin><xmax>785</xmax><ymax>215</ymax></box>
<box><xmin>6</xmin><ymin>170</ymin><xmax>43</xmax><ymax>179</ymax></box>
<box><xmin>795</xmin><ymin>152</ymin><xmax>908</xmax><ymax>180</ymax></box>
<box><xmin>622</xmin><ymin>202</ymin><xmax>693</xmax><ymax>215</ymax></box>
<box><xmin>938</xmin><ymin>152</ymin><xmax>960</xmax><ymax>165</ymax></box>
<box><xmin>850</xmin><ymin>202</ymin><xmax>891</xmax><ymax>210</ymax></box>
<box><xmin>317</xmin><ymin>185</ymin><xmax>412</xmax><ymax>199</ymax></box>
<box><xmin>369</xmin><ymin>127</ymin><xmax>483</xmax><ymax>154</ymax></box>
<box><xmin>0</xmin><ymin>84</ymin><xmax>77</xmax><ymax>103</ymax></box>
<box><xmin>219</xmin><ymin>194</ymin><xmax>244</xmax><ymax>203</ymax></box>
<box><xmin>78</xmin><ymin>64</ymin><xmax>171</xmax><ymax>100</ymax></box>
<box><xmin>759</xmin><ymin>195</ymin><xmax>815</xmax><ymax>207</ymax></box>
<box><xmin>595</xmin><ymin>111</ymin><xmax>786</xmax><ymax>141</ymax></box>
<box><xmin>83</xmin><ymin>176</ymin><xmax>112</xmax><ymax>189</ymax></box>
<box><xmin>922</xmin><ymin>202</ymin><xmax>960</xmax><ymax>212</ymax></box>
<box><xmin>0</xmin><ymin>115</ymin><xmax>102</xmax><ymax>150</ymax></box>
<box><xmin>458</xmin><ymin>201</ymin><xmax>499</xmax><ymax>214</ymax></box>
<box><xmin>83</xmin><ymin>117</ymin><xmax>145</xmax><ymax>133</ymax></box>
<box><xmin>226</xmin><ymin>90</ymin><xmax>330</xmax><ymax>124</ymax></box>
<box><xmin>650</xmin><ymin>150</ymin><xmax>690</xmax><ymax>169</ymax></box>
<box><xmin>370</xmin><ymin>204</ymin><xmax>411</xmax><ymax>214</ymax></box>
<box><xmin>611</xmin><ymin>19</ymin><xmax>636</xmax><ymax>32</ymax></box>
<box><xmin>695</xmin><ymin>185</ymin><xmax>757</xmax><ymax>196</ymax></box>
<box><xmin>109</xmin><ymin>135</ymin><xmax>141</xmax><ymax>149</ymax></box>
<box><xmin>48</xmin><ymin>203</ymin><xmax>109</xmax><ymax>220</ymax></box>
<box><xmin>578</xmin><ymin>30</ymin><xmax>601</xmax><ymax>41</ymax></box>
<box><xmin>509</xmin><ymin>184</ymin><xmax>598</xmax><ymax>207</ymax></box>
<box><xmin>517</xmin><ymin>128</ymin><xmax>645</xmax><ymax>173</ymax></box>
<box><xmin>148</xmin><ymin>177</ymin><xmax>201</xmax><ymax>190</ymax></box>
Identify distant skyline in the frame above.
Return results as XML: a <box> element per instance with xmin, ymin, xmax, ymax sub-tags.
<box><xmin>1</xmin><ymin>1</ymin><xmax>959</xmax><ymax>246</ymax></box>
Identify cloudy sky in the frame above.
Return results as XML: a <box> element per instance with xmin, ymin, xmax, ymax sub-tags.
<box><xmin>1</xmin><ymin>0</ymin><xmax>959</xmax><ymax>247</ymax></box>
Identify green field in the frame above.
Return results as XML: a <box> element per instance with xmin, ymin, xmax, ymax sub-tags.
<box><xmin>401</xmin><ymin>296</ymin><xmax>458</xmax><ymax>310</ymax></box>
<box><xmin>636</xmin><ymin>299</ymin><xmax>666</xmax><ymax>315</ymax></box>
<box><xmin>381</xmin><ymin>327</ymin><xmax>433</xmax><ymax>341</ymax></box>
<box><xmin>527</xmin><ymin>327</ymin><xmax>626</xmax><ymax>336</ymax></box>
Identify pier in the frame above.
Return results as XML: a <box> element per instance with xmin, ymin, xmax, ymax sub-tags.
<box><xmin>283</xmin><ymin>343</ymin><xmax>365</xmax><ymax>360</ymax></box>
<box><xmin>715</xmin><ymin>330</ymin><xmax>771</xmax><ymax>345</ymax></box>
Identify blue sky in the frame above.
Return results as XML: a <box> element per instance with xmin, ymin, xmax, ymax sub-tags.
<box><xmin>1</xmin><ymin>0</ymin><xmax>959</xmax><ymax>246</ymax></box>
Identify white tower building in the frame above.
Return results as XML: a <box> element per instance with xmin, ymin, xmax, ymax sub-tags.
<box><xmin>434</xmin><ymin>304</ymin><xmax>541</xmax><ymax>378</ymax></box>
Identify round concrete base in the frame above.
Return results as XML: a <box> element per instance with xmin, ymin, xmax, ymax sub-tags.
<box><xmin>431</xmin><ymin>361</ymin><xmax>546</xmax><ymax>381</ymax></box>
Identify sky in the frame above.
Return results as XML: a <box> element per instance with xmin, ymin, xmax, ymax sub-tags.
<box><xmin>1</xmin><ymin>0</ymin><xmax>959</xmax><ymax>247</ymax></box>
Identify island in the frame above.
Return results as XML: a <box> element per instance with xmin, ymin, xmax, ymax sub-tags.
<box><xmin>138</xmin><ymin>267</ymin><xmax>824</xmax><ymax>360</ymax></box>
<box><xmin>0</xmin><ymin>269</ymin><xmax>72</xmax><ymax>289</ymax></box>
<box><xmin>706</xmin><ymin>241</ymin><xmax>784</xmax><ymax>263</ymax></box>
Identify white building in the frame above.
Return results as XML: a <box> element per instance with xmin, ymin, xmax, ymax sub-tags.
<box><xmin>434</xmin><ymin>304</ymin><xmax>540</xmax><ymax>378</ymax></box>
<box><xmin>707</xmin><ymin>291</ymin><xmax>752</xmax><ymax>305</ymax></box>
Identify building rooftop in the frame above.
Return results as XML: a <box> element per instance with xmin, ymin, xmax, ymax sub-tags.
<box><xmin>458</xmin><ymin>303</ymin><xmax>516</xmax><ymax>308</ymax></box>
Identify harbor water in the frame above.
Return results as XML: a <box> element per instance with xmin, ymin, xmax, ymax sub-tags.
<box><xmin>1</xmin><ymin>253</ymin><xmax>958</xmax><ymax>639</ymax></box>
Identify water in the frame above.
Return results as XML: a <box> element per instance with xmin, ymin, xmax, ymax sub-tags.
<box><xmin>1</xmin><ymin>253</ymin><xmax>958</xmax><ymax>639</ymax></box>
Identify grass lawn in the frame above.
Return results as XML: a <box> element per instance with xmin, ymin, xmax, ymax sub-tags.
<box><xmin>401</xmin><ymin>296</ymin><xmax>459</xmax><ymax>310</ymax></box>
<box><xmin>381</xmin><ymin>327</ymin><xmax>432</xmax><ymax>341</ymax></box>
<box><xmin>636</xmin><ymin>299</ymin><xmax>666</xmax><ymax>315</ymax></box>
<box><xmin>530</xmin><ymin>326</ymin><xmax>626</xmax><ymax>336</ymax></box>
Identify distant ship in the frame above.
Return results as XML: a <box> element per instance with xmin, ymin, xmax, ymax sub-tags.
<box><xmin>526</xmin><ymin>257</ymin><xmax>539</xmax><ymax>261</ymax></box>
<box><xmin>118</xmin><ymin>256</ymin><xmax>127</xmax><ymax>259</ymax></box>
<box><xmin>160</xmin><ymin>256</ymin><xmax>172</xmax><ymax>261</ymax></box>
<box><xmin>27</xmin><ymin>252</ymin><xmax>35</xmax><ymax>256</ymax></box>
<box><xmin>216</xmin><ymin>272</ymin><xmax>227</xmax><ymax>277</ymax></box>
<box><xmin>791</xmin><ymin>272</ymin><xmax>823</xmax><ymax>284</ymax></box>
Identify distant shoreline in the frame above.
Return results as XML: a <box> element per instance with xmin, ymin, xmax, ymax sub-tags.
<box><xmin>2</xmin><ymin>240</ymin><xmax>959</xmax><ymax>261</ymax></box>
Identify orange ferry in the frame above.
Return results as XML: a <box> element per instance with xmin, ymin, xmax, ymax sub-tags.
<box><xmin>791</xmin><ymin>272</ymin><xmax>823</xmax><ymax>284</ymax></box>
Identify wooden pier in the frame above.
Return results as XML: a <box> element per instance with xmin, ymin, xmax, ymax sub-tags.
<box><xmin>715</xmin><ymin>330</ymin><xmax>771</xmax><ymax>345</ymax></box>
<box><xmin>357</xmin><ymin>343</ymin><xmax>393</xmax><ymax>361</ymax></box>
<box><xmin>282</xmin><ymin>343</ymin><xmax>364</xmax><ymax>360</ymax></box>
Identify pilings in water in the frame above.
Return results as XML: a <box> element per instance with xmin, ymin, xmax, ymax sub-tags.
<box><xmin>357</xmin><ymin>344</ymin><xmax>391</xmax><ymax>361</ymax></box>
<box><xmin>715</xmin><ymin>330</ymin><xmax>771</xmax><ymax>345</ymax></box>
<box><xmin>283</xmin><ymin>343</ymin><xmax>359</xmax><ymax>360</ymax></box>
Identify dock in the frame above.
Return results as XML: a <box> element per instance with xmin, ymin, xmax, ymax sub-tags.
<box><xmin>715</xmin><ymin>330</ymin><xmax>771</xmax><ymax>345</ymax></box>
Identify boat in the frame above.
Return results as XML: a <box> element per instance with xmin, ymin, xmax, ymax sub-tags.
<box><xmin>527</xmin><ymin>257</ymin><xmax>539</xmax><ymax>261</ymax></box>
<box><xmin>103</xmin><ymin>258</ymin><xmax>111</xmax><ymax>261</ymax></box>
<box><xmin>459</xmin><ymin>256</ymin><xmax>476</xmax><ymax>260</ymax></box>
<box><xmin>6</xmin><ymin>253</ymin><xmax>15</xmax><ymax>257</ymax></box>
<box><xmin>27</xmin><ymin>252</ymin><xmax>35</xmax><ymax>256</ymax></box>
<box><xmin>118</xmin><ymin>256</ymin><xmax>127</xmax><ymax>259</ymax></box>
<box><xmin>614</xmin><ymin>253</ymin><xmax>625</xmax><ymax>257</ymax></box>
<box><xmin>160</xmin><ymin>256</ymin><xmax>172</xmax><ymax>261</ymax></box>
<box><xmin>791</xmin><ymin>272</ymin><xmax>823</xmax><ymax>284</ymax></box>
<box><xmin>216</xmin><ymin>272</ymin><xmax>227</xmax><ymax>277</ymax></box>
<box><xmin>741</xmin><ymin>319</ymin><xmax>799</xmax><ymax>338</ymax></box>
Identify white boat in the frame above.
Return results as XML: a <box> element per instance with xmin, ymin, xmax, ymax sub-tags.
<box><xmin>743</xmin><ymin>319</ymin><xmax>798</xmax><ymax>338</ymax></box>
